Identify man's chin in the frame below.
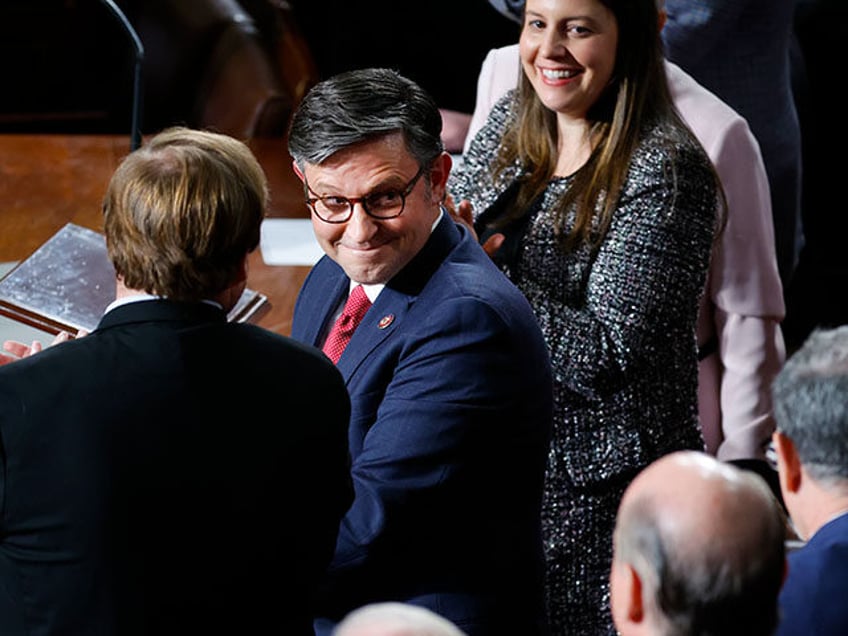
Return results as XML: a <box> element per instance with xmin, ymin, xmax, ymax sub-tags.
<box><xmin>338</xmin><ymin>262</ymin><xmax>394</xmax><ymax>286</ymax></box>
<box><xmin>336</xmin><ymin>252</ymin><xmax>394</xmax><ymax>285</ymax></box>
<box><xmin>343</xmin><ymin>271</ymin><xmax>384</xmax><ymax>286</ymax></box>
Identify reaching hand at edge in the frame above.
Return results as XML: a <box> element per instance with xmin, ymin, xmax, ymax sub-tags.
<box><xmin>0</xmin><ymin>329</ymin><xmax>89</xmax><ymax>366</ymax></box>
<box><xmin>444</xmin><ymin>193</ymin><xmax>505</xmax><ymax>258</ymax></box>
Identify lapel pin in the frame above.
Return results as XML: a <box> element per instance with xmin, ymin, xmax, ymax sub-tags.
<box><xmin>378</xmin><ymin>314</ymin><xmax>395</xmax><ymax>329</ymax></box>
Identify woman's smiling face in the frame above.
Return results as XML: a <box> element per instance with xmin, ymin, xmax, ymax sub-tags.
<box><xmin>520</xmin><ymin>0</ymin><xmax>619</xmax><ymax>121</ymax></box>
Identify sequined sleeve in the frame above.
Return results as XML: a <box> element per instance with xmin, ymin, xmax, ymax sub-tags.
<box><xmin>449</xmin><ymin>91</ymin><xmax>522</xmax><ymax>216</ymax></box>
<box><xmin>533</xmin><ymin>136</ymin><xmax>719</xmax><ymax>400</ymax></box>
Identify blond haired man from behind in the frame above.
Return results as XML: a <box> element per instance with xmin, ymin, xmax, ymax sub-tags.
<box><xmin>0</xmin><ymin>127</ymin><xmax>352</xmax><ymax>635</ymax></box>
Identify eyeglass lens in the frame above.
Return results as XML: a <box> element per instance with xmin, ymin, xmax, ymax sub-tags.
<box><xmin>306</xmin><ymin>166</ymin><xmax>424</xmax><ymax>223</ymax></box>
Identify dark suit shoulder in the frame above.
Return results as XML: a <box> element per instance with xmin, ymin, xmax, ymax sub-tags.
<box><xmin>428</xmin><ymin>224</ymin><xmax>541</xmax><ymax>322</ymax></box>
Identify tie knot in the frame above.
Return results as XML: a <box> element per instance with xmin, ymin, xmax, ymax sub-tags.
<box><xmin>343</xmin><ymin>284</ymin><xmax>371</xmax><ymax>323</ymax></box>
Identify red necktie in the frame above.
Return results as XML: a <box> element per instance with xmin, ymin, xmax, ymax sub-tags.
<box><xmin>322</xmin><ymin>285</ymin><xmax>372</xmax><ymax>364</ymax></box>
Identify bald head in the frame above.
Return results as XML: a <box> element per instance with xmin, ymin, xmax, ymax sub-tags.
<box><xmin>619</xmin><ymin>451</ymin><xmax>775</xmax><ymax>555</ymax></box>
<box><xmin>611</xmin><ymin>451</ymin><xmax>785</xmax><ymax>636</ymax></box>
<box><xmin>332</xmin><ymin>603</ymin><xmax>467</xmax><ymax>636</ymax></box>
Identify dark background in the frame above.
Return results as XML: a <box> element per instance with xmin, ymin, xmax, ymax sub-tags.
<box><xmin>287</xmin><ymin>0</ymin><xmax>520</xmax><ymax>113</ymax></box>
<box><xmin>0</xmin><ymin>0</ymin><xmax>520</xmax><ymax>136</ymax></box>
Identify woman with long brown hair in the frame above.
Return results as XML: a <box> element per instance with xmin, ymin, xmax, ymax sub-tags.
<box><xmin>448</xmin><ymin>0</ymin><xmax>723</xmax><ymax>632</ymax></box>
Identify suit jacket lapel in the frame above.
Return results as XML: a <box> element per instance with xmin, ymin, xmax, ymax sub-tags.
<box><xmin>297</xmin><ymin>260</ymin><xmax>350</xmax><ymax>348</ymax></box>
<box><xmin>336</xmin><ymin>286</ymin><xmax>410</xmax><ymax>374</ymax></box>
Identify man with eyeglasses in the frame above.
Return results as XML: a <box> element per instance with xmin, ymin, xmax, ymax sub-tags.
<box><xmin>287</xmin><ymin>67</ymin><xmax>554</xmax><ymax>636</ymax></box>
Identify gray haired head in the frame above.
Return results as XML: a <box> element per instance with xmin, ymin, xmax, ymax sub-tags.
<box><xmin>772</xmin><ymin>325</ymin><xmax>848</xmax><ymax>485</ymax></box>
<box><xmin>287</xmin><ymin>67</ymin><xmax>444</xmax><ymax>170</ymax></box>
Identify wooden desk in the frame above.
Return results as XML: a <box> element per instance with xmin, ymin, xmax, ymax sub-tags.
<box><xmin>0</xmin><ymin>134</ymin><xmax>312</xmax><ymax>335</ymax></box>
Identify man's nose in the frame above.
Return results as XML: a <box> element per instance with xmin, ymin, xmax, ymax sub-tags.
<box><xmin>344</xmin><ymin>202</ymin><xmax>380</xmax><ymax>240</ymax></box>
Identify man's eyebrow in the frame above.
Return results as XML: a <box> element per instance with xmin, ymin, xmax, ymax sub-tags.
<box><xmin>308</xmin><ymin>168</ymin><xmax>410</xmax><ymax>195</ymax></box>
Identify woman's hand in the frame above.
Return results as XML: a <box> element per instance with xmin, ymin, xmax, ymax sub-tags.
<box><xmin>445</xmin><ymin>194</ymin><xmax>506</xmax><ymax>258</ymax></box>
<box><xmin>445</xmin><ymin>193</ymin><xmax>477</xmax><ymax>237</ymax></box>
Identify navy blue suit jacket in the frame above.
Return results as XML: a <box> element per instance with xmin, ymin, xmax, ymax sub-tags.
<box><xmin>776</xmin><ymin>512</ymin><xmax>848</xmax><ymax>635</ymax></box>
<box><xmin>0</xmin><ymin>299</ymin><xmax>352</xmax><ymax>635</ymax></box>
<box><xmin>292</xmin><ymin>215</ymin><xmax>553</xmax><ymax>636</ymax></box>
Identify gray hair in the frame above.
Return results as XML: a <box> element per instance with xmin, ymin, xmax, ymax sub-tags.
<box><xmin>287</xmin><ymin>67</ymin><xmax>444</xmax><ymax>170</ymax></box>
<box><xmin>773</xmin><ymin>325</ymin><xmax>848</xmax><ymax>486</ymax></box>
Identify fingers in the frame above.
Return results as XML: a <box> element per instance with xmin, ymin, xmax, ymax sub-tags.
<box><xmin>3</xmin><ymin>340</ymin><xmax>34</xmax><ymax>359</ymax></box>
<box><xmin>1</xmin><ymin>329</ymin><xmax>79</xmax><ymax>363</ymax></box>
<box><xmin>483</xmin><ymin>233</ymin><xmax>506</xmax><ymax>258</ymax></box>
<box><xmin>51</xmin><ymin>331</ymin><xmax>72</xmax><ymax>346</ymax></box>
<box><xmin>457</xmin><ymin>200</ymin><xmax>475</xmax><ymax>227</ymax></box>
<box><xmin>446</xmin><ymin>197</ymin><xmax>480</xmax><ymax>243</ymax></box>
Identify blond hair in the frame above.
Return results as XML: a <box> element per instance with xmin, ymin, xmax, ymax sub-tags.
<box><xmin>103</xmin><ymin>127</ymin><xmax>267</xmax><ymax>300</ymax></box>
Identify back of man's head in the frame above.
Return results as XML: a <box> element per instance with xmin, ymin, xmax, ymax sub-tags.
<box><xmin>103</xmin><ymin>126</ymin><xmax>268</xmax><ymax>302</ymax></box>
<box><xmin>332</xmin><ymin>602</ymin><xmax>467</xmax><ymax>636</ymax></box>
<box><xmin>772</xmin><ymin>325</ymin><xmax>848</xmax><ymax>486</ymax></box>
<box><xmin>611</xmin><ymin>451</ymin><xmax>785</xmax><ymax>636</ymax></box>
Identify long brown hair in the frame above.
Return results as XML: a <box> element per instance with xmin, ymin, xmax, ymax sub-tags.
<box><xmin>492</xmin><ymin>0</ymin><xmax>723</xmax><ymax>251</ymax></box>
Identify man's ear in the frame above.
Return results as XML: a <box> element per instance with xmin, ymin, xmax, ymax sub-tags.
<box><xmin>291</xmin><ymin>160</ymin><xmax>305</xmax><ymax>183</ymax></box>
<box><xmin>773</xmin><ymin>431</ymin><xmax>802</xmax><ymax>494</ymax></box>
<box><xmin>429</xmin><ymin>152</ymin><xmax>453</xmax><ymax>204</ymax></box>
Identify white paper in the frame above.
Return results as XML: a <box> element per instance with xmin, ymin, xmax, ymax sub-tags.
<box><xmin>259</xmin><ymin>218</ymin><xmax>323</xmax><ymax>266</ymax></box>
